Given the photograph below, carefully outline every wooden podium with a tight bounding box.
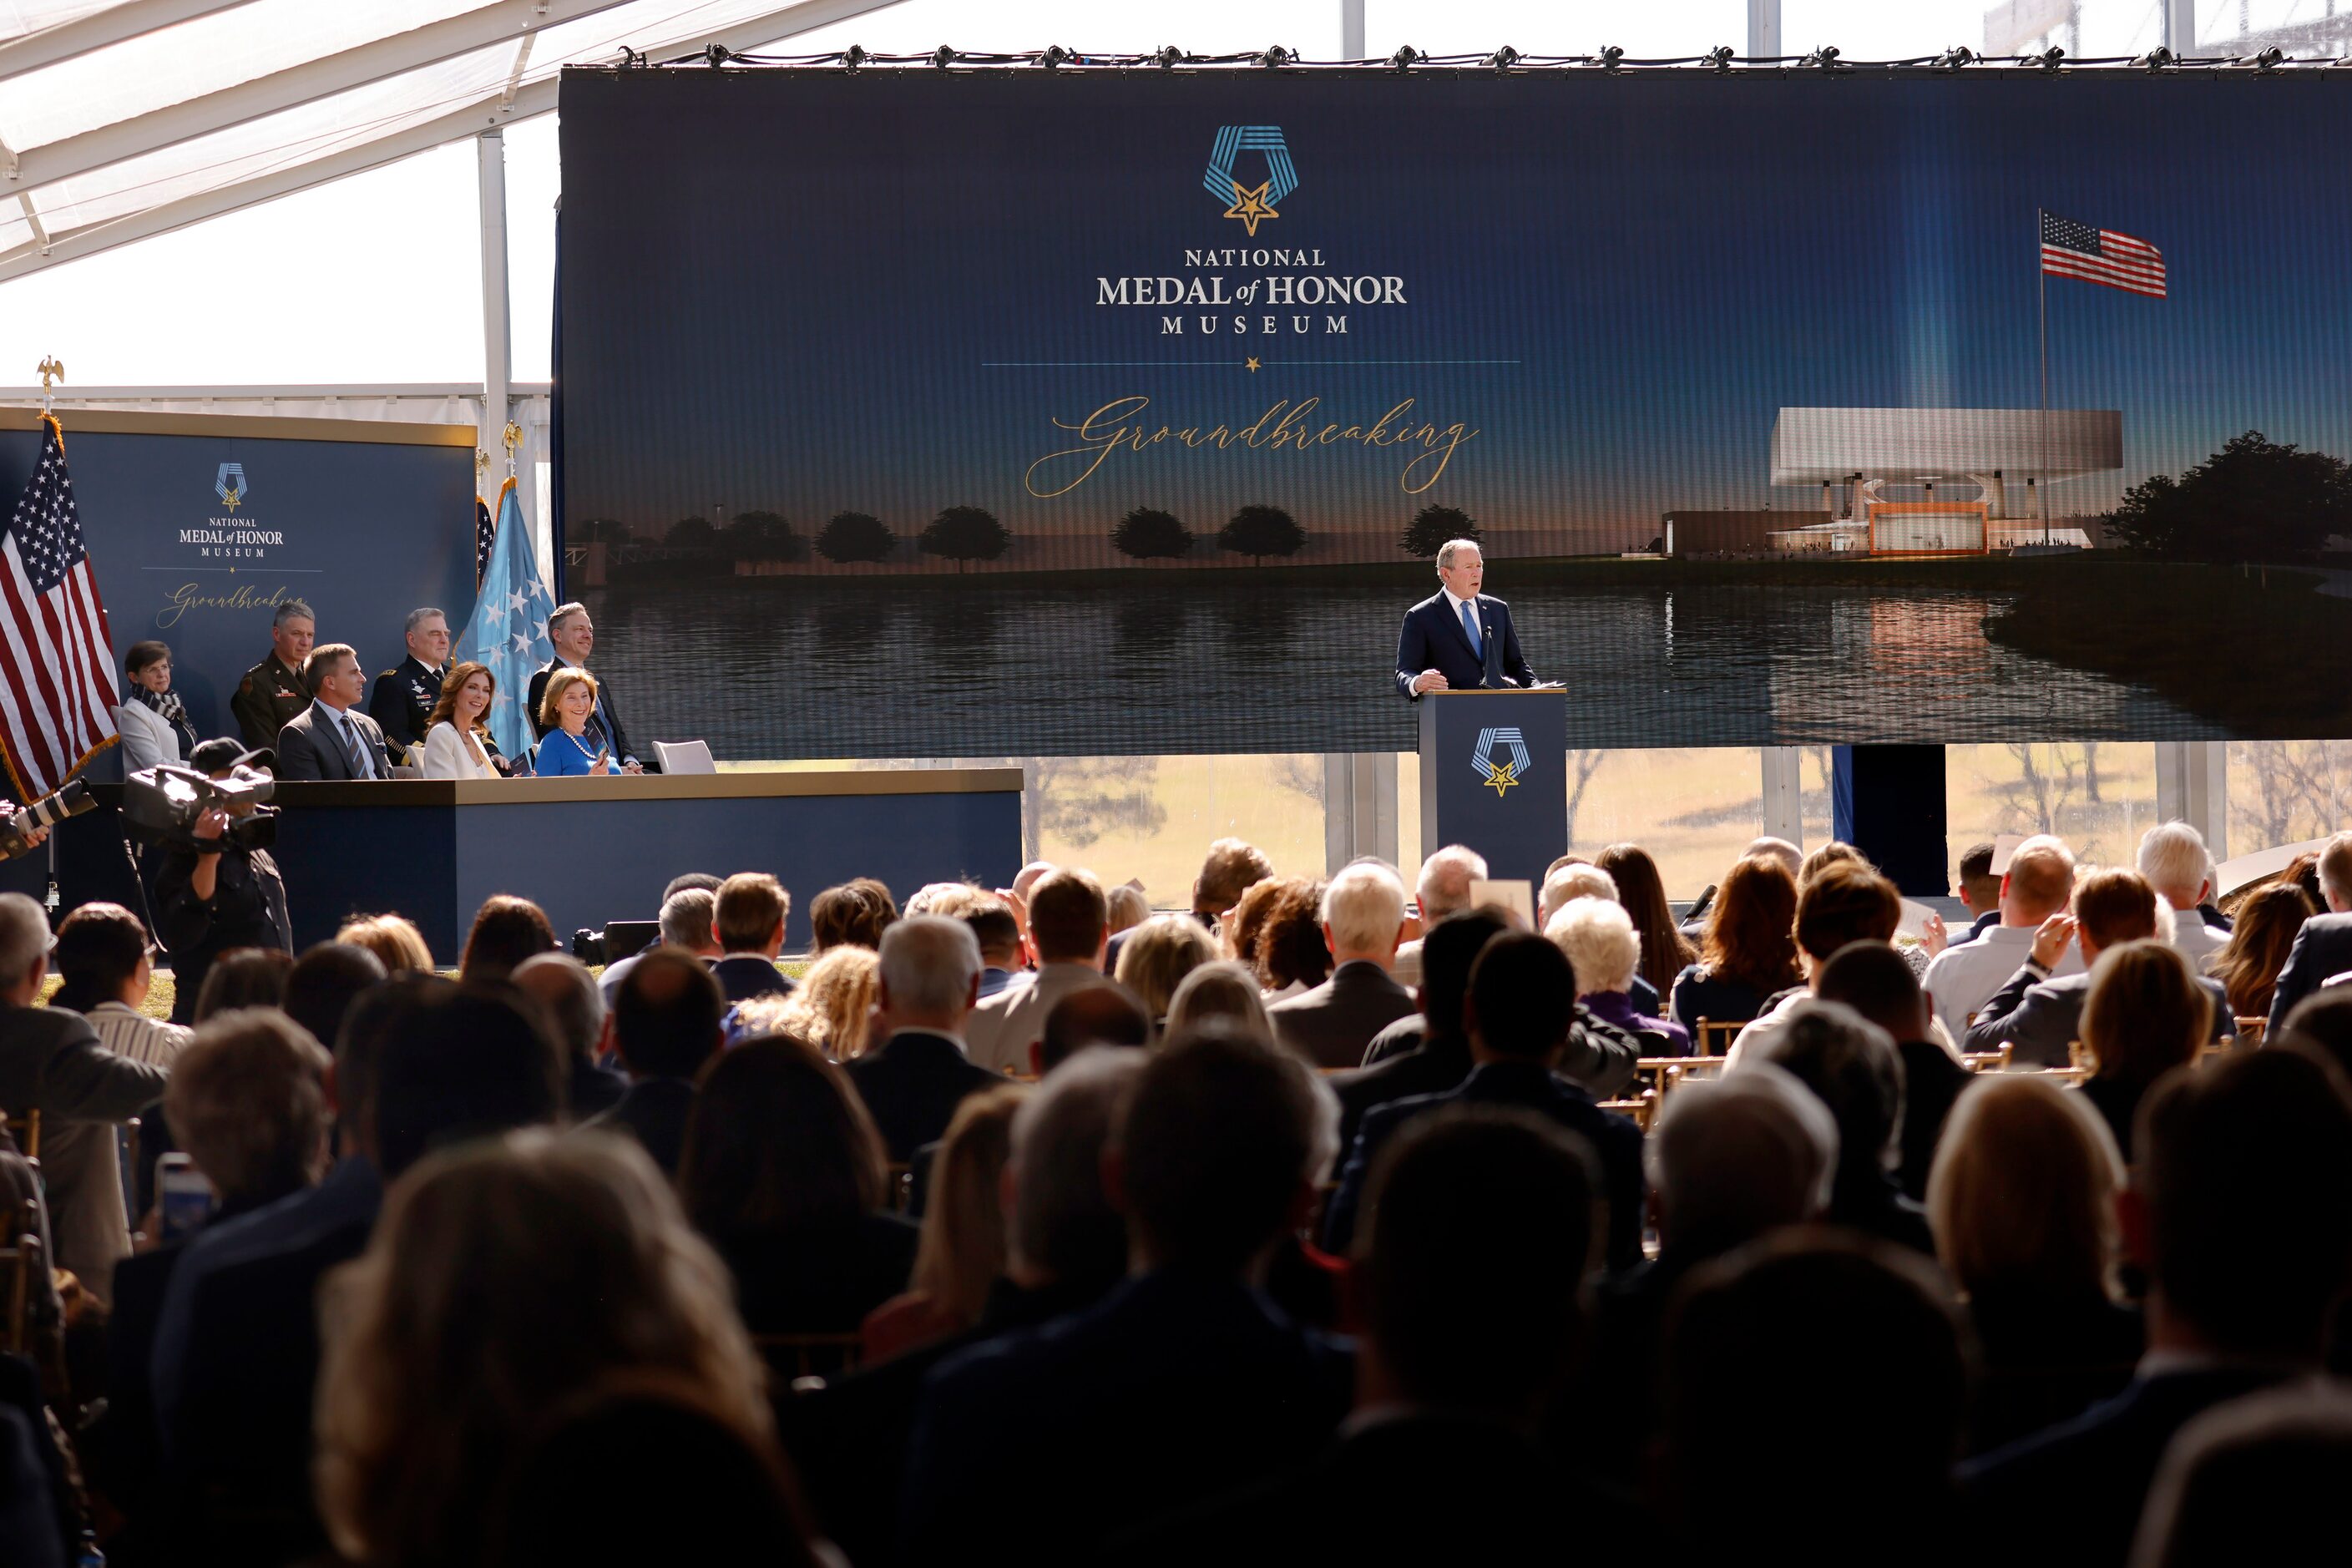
[1416,689,1568,890]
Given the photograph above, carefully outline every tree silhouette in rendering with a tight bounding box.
[1219,504,1305,564]
[1400,503,1478,558]
[1113,507,1193,560]
[817,511,898,564]
[664,515,716,549]
[2103,430,2352,564]
[721,508,806,562]
[919,505,1013,572]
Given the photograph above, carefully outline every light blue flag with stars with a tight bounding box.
[453,477,554,761]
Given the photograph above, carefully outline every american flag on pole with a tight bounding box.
[475,493,497,589]
[2041,213,2167,299]
[0,415,119,800]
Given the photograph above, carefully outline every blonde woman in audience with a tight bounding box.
[335,913,435,976]
[316,1130,770,1568]
[1928,1074,2140,1452]
[1114,913,1218,1028]
[1162,959,1273,1042]
[733,945,879,1060]
[1104,883,1151,939]
[861,1085,1026,1363]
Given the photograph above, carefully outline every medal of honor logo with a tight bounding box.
[215,462,249,511]
[1203,125,1298,237]
[1473,727,1532,797]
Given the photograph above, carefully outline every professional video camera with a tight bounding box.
[122,761,280,852]
[0,780,98,860]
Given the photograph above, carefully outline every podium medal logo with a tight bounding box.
[215,462,249,511]
[1473,727,1531,797]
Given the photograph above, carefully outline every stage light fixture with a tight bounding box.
[841,43,866,70]
[2130,46,2173,71]
[1262,44,1293,69]
[1156,44,1182,69]
[1489,44,1520,72]
[1039,43,1070,69]
[1391,45,1420,70]
[618,44,644,68]
[1702,46,1734,72]
[932,44,956,68]
[2036,47,2065,70]
[703,43,730,68]
[2247,45,2284,70]
[1596,45,1624,72]
[1804,45,1841,70]
[1935,45,1976,70]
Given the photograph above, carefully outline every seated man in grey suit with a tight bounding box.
[964,868,1111,1075]
[1392,845,1485,989]
[1965,867,2229,1066]
[2266,831,2352,1039]
[272,643,392,781]
[1269,861,1417,1070]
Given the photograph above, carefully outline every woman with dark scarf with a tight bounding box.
[117,639,201,769]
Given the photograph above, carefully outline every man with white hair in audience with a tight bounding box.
[1583,1064,1838,1482]
[2137,821,2228,972]
[1393,844,1485,988]
[1540,860,1666,1017]
[598,878,721,1008]
[0,892,168,1303]
[1920,834,2082,1045]
[845,914,1009,1161]
[1268,860,1417,1069]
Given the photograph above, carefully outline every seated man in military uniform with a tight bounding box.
[366,606,451,760]
[230,599,316,751]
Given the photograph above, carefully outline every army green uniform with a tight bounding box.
[230,653,311,751]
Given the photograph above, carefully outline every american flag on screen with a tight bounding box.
[2041,213,2167,299]
[0,415,119,800]
[475,494,497,589]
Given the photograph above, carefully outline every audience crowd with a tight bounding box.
[1,810,2349,1566]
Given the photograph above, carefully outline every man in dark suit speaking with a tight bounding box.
[1393,538,1536,699]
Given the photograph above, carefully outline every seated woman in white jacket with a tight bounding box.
[115,640,199,771]
[418,660,518,780]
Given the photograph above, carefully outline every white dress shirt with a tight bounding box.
[1920,923,2085,1045]
[86,1000,193,1070]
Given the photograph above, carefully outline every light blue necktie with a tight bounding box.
[1459,599,1483,659]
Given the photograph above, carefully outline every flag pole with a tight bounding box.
[2037,208,2051,546]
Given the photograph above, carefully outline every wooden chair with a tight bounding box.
[1,1108,38,1162]
[1597,1090,1657,1133]
[885,1163,913,1213]
[1960,1044,2014,1074]
[753,1332,864,1384]
[2235,1016,2267,1048]
[0,1230,42,1357]
[1691,1019,1743,1058]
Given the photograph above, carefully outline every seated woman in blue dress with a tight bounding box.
[534,669,615,777]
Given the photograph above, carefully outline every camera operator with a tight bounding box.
[151,740,291,1025]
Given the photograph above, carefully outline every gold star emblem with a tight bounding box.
[220,488,242,511]
[1245,357,1261,372]
[1223,179,1278,236]
[1484,761,1519,797]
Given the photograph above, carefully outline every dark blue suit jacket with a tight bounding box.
[2266,909,2352,1040]
[1322,1060,1646,1267]
[1393,591,1535,700]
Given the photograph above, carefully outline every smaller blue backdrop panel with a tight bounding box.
[0,412,478,753]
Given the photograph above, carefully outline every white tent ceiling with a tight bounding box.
[0,0,924,282]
